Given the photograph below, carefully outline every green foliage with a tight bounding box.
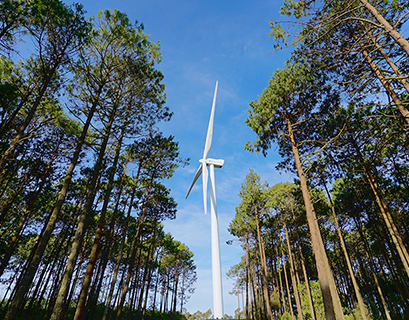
[186,308,213,320]
[299,281,325,320]
[344,305,373,320]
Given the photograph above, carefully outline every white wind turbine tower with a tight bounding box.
[186,81,224,319]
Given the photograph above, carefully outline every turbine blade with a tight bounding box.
[202,162,208,215]
[203,81,218,159]
[186,164,203,199]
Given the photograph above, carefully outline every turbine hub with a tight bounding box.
[200,158,224,168]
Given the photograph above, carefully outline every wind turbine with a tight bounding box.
[186,81,224,319]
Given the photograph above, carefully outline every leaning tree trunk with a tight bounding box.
[350,136,409,278]
[291,205,316,320]
[73,120,126,320]
[101,188,136,320]
[324,184,368,320]
[115,182,154,320]
[287,118,344,320]
[360,20,409,93]
[359,0,409,56]
[3,89,102,320]
[50,102,117,320]
[358,40,409,125]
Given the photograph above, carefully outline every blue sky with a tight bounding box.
[70,0,294,316]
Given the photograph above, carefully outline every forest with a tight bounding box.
[0,0,408,320]
[0,1,197,319]
[228,0,409,319]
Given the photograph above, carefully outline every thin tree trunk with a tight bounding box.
[280,235,294,319]
[245,233,250,320]
[254,209,274,320]
[152,265,161,318]
[138,226,157,312]
[142,227,159,319]
[250,265,259,320]
[101,188,137,320]
[365,247,392,320]
[283,221,303,320]
[324,184,368,320]
[350,136,409,278]
[115,183,153,320]
[275,246,285,317]
[355,217,392,320]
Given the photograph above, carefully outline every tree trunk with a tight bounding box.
[254,208,274,320]
[245,233,250,320]
[274,247,284,317]
[4,87,101,320]
[350,136,409,278]
[142,226,159,319]
[286,118,344,320]
[291,207,316,320]
[324,184,368,320]
[250,265,259,320]
[138,224,157,313]
[101,188,137,320]
[50,102,117,320]
[115,183,153,320]
[73,121,125,320]
[359,0,409,56]
[284,221,303,320]
[359,40,409,125]
[280,235,294,319]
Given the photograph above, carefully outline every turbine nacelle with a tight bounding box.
[199,158,225,168]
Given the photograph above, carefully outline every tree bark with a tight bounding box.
[350,136,409,278]
[115,182,153,320]
[291,206,316,320]
[359,0,409,56]
[254,207,274,320]
[359,41,409,125]
[50,102,116,320]
[4,83,102,320]
[73,120,125,320]
[101,187,137,320]
[245,233,250,320]
[280,234,294,319]
[324,184,368,320]
[286,118,344,320]
[284,221,303,320]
